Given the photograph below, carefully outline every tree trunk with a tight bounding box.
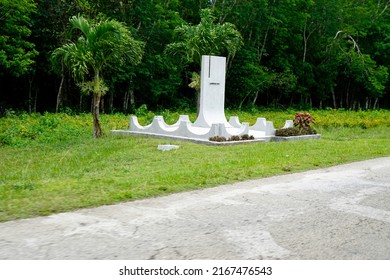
[258,17,272,64]
[123,89,129,112]
[56,64,65,112]
[56,75,64,112]
[308,95,312,107]
[365,97,371,110]
[252,91,259,105]
[100,96,105,114]
[28,76,34,114]
[33,90,38,113]
[93,94,103,138]
[331,87,337,109]
[258,2,276,64]
[130,88,135,109]
[109,92,114,113]
[373,97,379,109]
[124,79,135,113]
[79,95,83,112]
[346,80,350,109]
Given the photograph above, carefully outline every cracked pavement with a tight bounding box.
[0,157,390,260]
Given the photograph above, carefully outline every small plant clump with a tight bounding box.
[275,127,317,137]
[275,112,317,137]
[209,134,255,142]
[228,135,240,141]
[240,134,255,140]
[293,112,315,128]
[209,136,227,142]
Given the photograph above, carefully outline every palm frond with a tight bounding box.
[51,41,90,82]
[69,15,91,38]
[165,8,243,64]
[51,15,144,96]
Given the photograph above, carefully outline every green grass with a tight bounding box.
[1,109,390,222]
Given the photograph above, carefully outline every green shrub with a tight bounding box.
[0,109,389,147]
[209,136,227,142]
[228,135,240,141]
[0,113,91,146]
[210,134,255,142]
[275,127,317,137]
[294,112,315,128]
[240,134,254,140]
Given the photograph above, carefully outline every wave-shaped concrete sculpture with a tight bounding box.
[112,55,293,143]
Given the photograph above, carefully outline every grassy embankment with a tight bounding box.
[0,109,389,222]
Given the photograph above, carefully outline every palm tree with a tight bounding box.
[165,8,243,114]
[52,15,144,138]
[166,9,243,66]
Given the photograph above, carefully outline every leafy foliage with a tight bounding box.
[0,0,38,76]
[1,109,389,147]
[275,127,317,137]
[51,15,144,91]
[275,112,317,136]
[2,0,390,112]
[165,8,243,65]
[51,15,144,137]
[293,112,315,129]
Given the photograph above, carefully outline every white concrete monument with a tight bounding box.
[111,55,292,143]
[194,55,229,128]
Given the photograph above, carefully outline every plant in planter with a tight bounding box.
[209,134,255,142]
[228,135,240,141]
[240,134,255,140]
[293,112,315,129]
[275,112,317,136]
[209,136,227,142]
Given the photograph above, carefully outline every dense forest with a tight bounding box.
[1,0,390,114]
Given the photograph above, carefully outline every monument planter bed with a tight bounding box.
[209,134,255,142]
[271,113,321,142]
[273,127,321,141]
[207,132,321,144]
[271,134,322,142]
[275,127,317,137]
[112,55,294,143]
[115,130,321,145]
[112,55,321,144]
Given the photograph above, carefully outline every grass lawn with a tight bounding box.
[1,109,390,222]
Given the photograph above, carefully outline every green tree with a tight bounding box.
[125,0,185,110]
[3,0,390,112]
[329,0,390,109]
[52,15,144,137]
[31,0,84,112]
[0,0,38,77]
[166,8,242,65]
[165,8,243,112]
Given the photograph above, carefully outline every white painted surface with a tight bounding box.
[194,55,229,128]
[119,55,293,141]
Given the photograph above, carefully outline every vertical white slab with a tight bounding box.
[194,55,229,128]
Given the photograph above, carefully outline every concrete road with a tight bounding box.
[1,157,390,260]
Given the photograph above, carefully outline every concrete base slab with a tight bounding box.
[111,130,269,145]
[111,130,321,145]
[271,134,322,142]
